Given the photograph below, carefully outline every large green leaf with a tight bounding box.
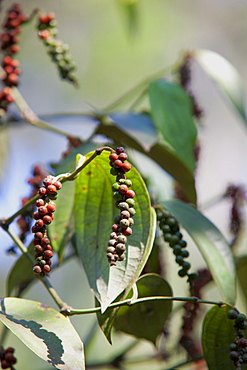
[74,150,156,312]
[163,199,236,305]
[202,305,247,370]
[114,274,173,344]
[95,119,197,203]
[7,242,35,296]
[0,298,85,370]
[149,79,197,172]
[195,49,247,124]
[49,143,97,261]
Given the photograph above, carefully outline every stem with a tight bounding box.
[67,295,224,316]
[5,228,34,264]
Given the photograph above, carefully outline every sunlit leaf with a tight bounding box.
[195,49,247,124]
[114,274,173,344]
[7,242,35,296]
[49,143,97,261]
[0,298,85,370]
[163,199,236,305]
[202,305,247,370]
[118,0,139,35]
[74,150,156,312]
[149,79,197,172]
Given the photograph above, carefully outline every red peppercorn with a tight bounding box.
[34,232,43,240]
[54,181,62,190]
[118,184,128,194]
[33,265,42,274]
[43,176,53,187]
[34,245,43,253]
[43,264,51,273]
[116,147,125,154]
[109,153,118,162]
[35,219,44,228]
[1,359,10,369]
[113,159,123,168]
[43,215,52,225]
[38,206,47,215]
[123,227,132,236]
[47,185,57,194]
[118,153,128,161]
[41,237,50,245]
[44,250,53,259]
[39,187,47,196]
[5,348,14,354]
[121,162,131,172]
[47,201,56,212]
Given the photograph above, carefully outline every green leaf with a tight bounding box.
[195,49,247,124]
[95,120,197,203]
[149,79,197,172]
[74,150,156,312]
[236,255,247,303]
[49,143,97,261]
[163,199,236,305]
[0,127,9,182]
[7,242,35,296]
[202,305,247,370]
[118,0,139,35]
[0,298,85,370]
[114,274,173,344]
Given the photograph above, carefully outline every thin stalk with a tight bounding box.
[67,295,224,316]
[5,228,34,264]
[128,87,148,111]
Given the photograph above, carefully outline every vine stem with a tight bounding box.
[0,147,114,227]
[64,295,224,316]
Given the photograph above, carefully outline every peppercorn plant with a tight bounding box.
[0,2,247,370]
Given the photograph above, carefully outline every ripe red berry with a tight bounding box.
[109,153,118,162]
[33,211,41,220]
[45,244,53,250]
[112,223,120,232]
[47,185,57,194]
[54,181,62,190]
[123,227,132,236]
[35,245,43,253]
[43,264,51,273]
[33,265,42,274]
[38,206,47,215]
[47,201,56,212]
[43,176,53,187]
[41,237,50,245]
[113,159,123,169]
[39,187,47,196]
[121,162,131,172]
[44,250,53,259]
[43,215,52,225]
[34,232,43,240]
[1,359,10,369]
[5,348,14,354]
[118,184,128,194]
[35,219,44,228]
[118,153,128,161]
[125,190,135,198]
[38,29,50,39]
[36,199,45,207]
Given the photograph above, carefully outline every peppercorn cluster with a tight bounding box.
[0,4,27,112]
[0,347,17,370]
[228,308,247,368]
[32,175,62,276]
[107,147,135,266]
[37,12,78,86]
[156,208,197,282]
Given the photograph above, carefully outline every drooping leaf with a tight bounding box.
[149,79,197,172]
[74,150,156,312]
[114,274,173,344]
[195,49,247,124]
[48,143,97,261]
[202,305,247,370]
[236,255,247,303]
[7,242,35,296]
[0,298,85,370]
[95,120,197,203]
[109,112,158,151]
[163,199,236,305]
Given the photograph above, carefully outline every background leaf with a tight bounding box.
[202,305,247,370]
[74,150,156,312]
[236,255,247,303]
[0,298,85,370]
[163,199,236,305]
[114,274,173,344]
[48,143,97,261]
[195,49,247,124]
[149,79,197,172]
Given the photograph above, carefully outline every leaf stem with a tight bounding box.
[66,295,224,316]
